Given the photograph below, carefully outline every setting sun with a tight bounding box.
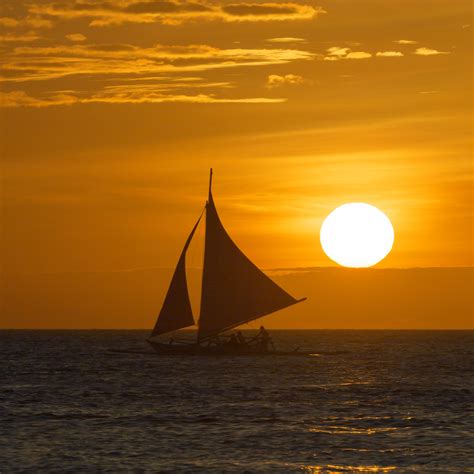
[320,203,395,268]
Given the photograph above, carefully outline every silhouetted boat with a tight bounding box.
[147,169,307,355]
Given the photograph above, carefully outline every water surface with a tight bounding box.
[1,330,472,472]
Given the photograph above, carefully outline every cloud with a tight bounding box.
[0,90,78,107]
[265,37,306,43]
[66,33,87,42]
[325,47,371,60]
[0,17,20,28]
[0,16,53,29]
[222,3,320,21]
[345,51,372,59]
[124,1,212,14]
[266,74,311,88]
[223,3,299,15]
[0,89,285,108]
[88,93,286,104]
[326,46,350,58]
[0,2,320,108]
[0,41,313,107]
[395,39,418,45]
[414,47,449,56]
[376,51,404,57]
[28,1,323,27]
[1,43,316,83]
[324,44,447,61]
[0,32,41,43]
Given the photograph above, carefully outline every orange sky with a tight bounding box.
[3,268,473,329]
[1,1,472,278]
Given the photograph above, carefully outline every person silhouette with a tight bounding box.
[256,326,272,352]
[236,331,247,346]
[227,333,238,348]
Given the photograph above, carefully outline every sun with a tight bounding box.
[320,203,394,268]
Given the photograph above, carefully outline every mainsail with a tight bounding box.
[150,212,203,337]
[198,171,302,341]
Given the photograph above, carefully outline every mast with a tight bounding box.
[208,168,213,199]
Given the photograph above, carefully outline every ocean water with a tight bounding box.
[0,330,472,473]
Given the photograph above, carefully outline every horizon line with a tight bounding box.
[4,265,473,277]
[1,328,473,331]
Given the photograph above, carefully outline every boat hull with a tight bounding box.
[146,340,340,357]
[148,340,273,355]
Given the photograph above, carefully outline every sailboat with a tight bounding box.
[147,169,307,355]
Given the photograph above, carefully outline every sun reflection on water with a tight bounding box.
[308,426,398,435]
[302,464,397,473]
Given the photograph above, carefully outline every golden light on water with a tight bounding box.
[302,465,397,473]
[320,203,394,268]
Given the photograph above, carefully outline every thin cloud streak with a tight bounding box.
[0,32,42,43]
[0,89,286,107]
[265,37,307,43]
[0,16,53,29]
[66,33,87,42]
[1,43,316,83]
[29,1,323,27]
[414,47,449,56]
[266,74,311,88]
[395,39,418,45]
[0,39,315,106]
[376,51,404,57]
[324,47,371,60]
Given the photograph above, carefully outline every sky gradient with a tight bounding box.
[1,1,472,286]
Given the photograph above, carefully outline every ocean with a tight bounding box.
[1,330,472,472]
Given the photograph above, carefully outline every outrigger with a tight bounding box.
[147,169,308,356]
